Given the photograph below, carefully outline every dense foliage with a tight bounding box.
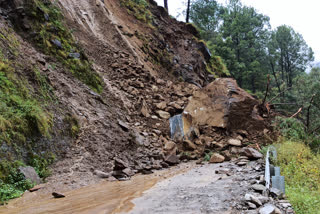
[189,0,320,148]
[275,141,320,214]
[189,0,314,94]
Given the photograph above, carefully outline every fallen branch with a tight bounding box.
[290,107,302,118]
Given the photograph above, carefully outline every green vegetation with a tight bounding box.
[0,161,34,203]
[27,153,55,178]
[64,114,80,138]
[190,0,313,96]
[203,151,213,162]
[121,0,153,24]
[275,141,320,214]
[0,60,52,144]
[25,0,103,93]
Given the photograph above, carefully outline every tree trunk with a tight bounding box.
[164,0,168,12]
[186,0,191,23]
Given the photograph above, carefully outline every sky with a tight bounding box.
[154,0,320,63]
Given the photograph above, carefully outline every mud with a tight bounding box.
[0,163,193,214]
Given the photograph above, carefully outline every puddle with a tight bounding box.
[0,163,193,214]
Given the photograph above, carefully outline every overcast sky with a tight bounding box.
[154,0,320,63]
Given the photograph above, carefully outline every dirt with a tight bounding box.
[0,163,193,214]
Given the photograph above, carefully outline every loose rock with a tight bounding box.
[52,192,65,198]
[18,166,41,185]
[245,193,262,206]
[209,153,225,163]
[243,147,263,159]
[156,110,171,119]
[228,139,242,146]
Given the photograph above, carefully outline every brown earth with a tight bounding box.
[0,0,273,196]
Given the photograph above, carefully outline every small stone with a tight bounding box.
[270,187,284,199]
[164,153,180,165]
[156,110,171,119]
[237,161,247,166]
[243,147,263,159]
[245,193,262,206]
[52,192,65,198]
[228,139,242,146]
[94,170,111,178]
[247,202,257,209]
[252,184,266,193]
[107,176,118,182]
[156,101,167,110]
[163,140,176,151]
[68,52,81,59]
[183,140,197,150]
[151,115,159,119]
[257,196,269,204]
[209,153,225,163]
[280,203,291,208]
[259,204,280,214]
[29,184,45,192]
[123,168,135,177]
[51,39,62,49]
[118,120,129,132]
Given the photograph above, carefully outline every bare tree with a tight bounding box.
[164,0,168,12]
[186,0,191,23]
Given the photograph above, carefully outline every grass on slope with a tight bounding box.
[275,141,320,214]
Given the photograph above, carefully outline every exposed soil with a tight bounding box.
[0,0,274,205]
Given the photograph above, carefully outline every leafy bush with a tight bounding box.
[274,117,307,141]
[0,61,52,143]
[121,0,153,24]
[274,117,320,151]
[275,141,320,214]
[28,153,55,178]
[0,161,34,203]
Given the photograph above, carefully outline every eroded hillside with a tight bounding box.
[0,0,271,197]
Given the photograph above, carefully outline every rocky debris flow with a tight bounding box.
[0,0,273,193]
[129,159,288,214]
[235,162,295,214]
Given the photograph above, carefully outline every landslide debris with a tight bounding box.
[0,0,273,195]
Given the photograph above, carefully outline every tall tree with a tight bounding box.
[216,0,271,92]
[186,0,191,23]
[164,0,168,12]
[273,25,314,88]
[189,0,221,40]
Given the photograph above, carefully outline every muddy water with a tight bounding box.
[0,163,194,214]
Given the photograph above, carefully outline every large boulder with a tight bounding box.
[18,166,41,184]
[184,78,265,132]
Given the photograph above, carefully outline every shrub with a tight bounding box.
[0,161,34,203]
[121,0,153,24]
[275,141,320,214]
